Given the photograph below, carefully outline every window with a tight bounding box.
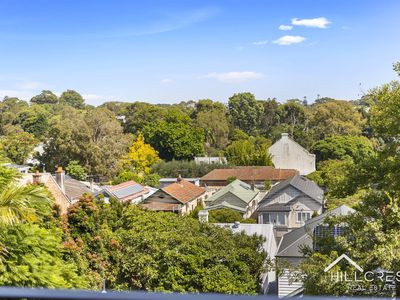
[261,212,287,225]
[297,212,311,222]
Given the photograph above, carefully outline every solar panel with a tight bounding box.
[112,184,144,199]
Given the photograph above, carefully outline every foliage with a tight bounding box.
[152,159,232,178]
[194,100,229,150]
[143,112,205,160]
[226,176,237,184]
[225,139,273,166]
[59,90,85,109]
[228,93,263,135]
[0,181,53,226]
[64,196,267,294]
[312,135,374,163]
[208,209,256,224]
[307,159,357,200]
[310,100,364,139]
[15,104,51,139]
[40,106,130,178]
[30,90,58,104]
[0,126,37,164]
[0,224,85,288]
[66,160,87,181]
[120,133,160,175]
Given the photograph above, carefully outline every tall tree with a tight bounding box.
[59,90,85,109]
[228,93,264,135]
[30,90,58,105]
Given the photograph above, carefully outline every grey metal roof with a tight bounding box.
[112,184,144,199]
[60,175,93,200]
[206,179,259,205]
[276,205,355,258]
[260,174,324,205]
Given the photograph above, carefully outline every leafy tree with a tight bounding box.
[307,159,357,200]
[228,93,263,135]
[124,102,166,134]
[15,104,51,139]
[40,107,130,177]
[0,224,85,288]
[143,112,204,160]
[66,160,87,181]
[120,133,160,175]
[280,99,308,137]
[310,100,364,139]
[30,90,58,104]
[0,125,37,164]
[63,196,267,293]
[225,139,273,166]
[195,100,229,150]
[208,209,256,223]
[0,97,29,133]
[394,61,400,76]
[312,135,374,163]
[259,99,281,137]
[59,90,85,109]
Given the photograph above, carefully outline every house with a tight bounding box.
[276,205,354,298]
[18,167,92,214]
[159,177,200,188]
[194,156,227,165]
[200,166,298,189]
[268,133,316,175]
[2,162,30,173]
[256,174,324,238]
[95,180,156,204]
[204,179,261,218]
[214,221,278,294]
[142,176,206,215]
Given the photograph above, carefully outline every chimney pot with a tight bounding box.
[32,170,42,184]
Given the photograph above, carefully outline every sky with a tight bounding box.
[0,0,399,105]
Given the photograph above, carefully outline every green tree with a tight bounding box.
[228,93,263,134]
[124,102,166,134]
[66,160,88,181]
[195,100,229,150]
[143,112,204,160]
[208,209,256,223]
[30,90,58,104]
[225,139,273,166]
[40,107,130,177]
[0,125,37,164]
[0,224,85,288]
[310,99,365,140]
[59,90,85,109]
[15,104,51,139]
[312,135,374,163]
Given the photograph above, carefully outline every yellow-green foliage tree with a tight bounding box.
[122,133,160,175]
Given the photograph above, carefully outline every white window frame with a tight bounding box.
[297,211,311,223]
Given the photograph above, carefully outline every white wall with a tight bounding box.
[269,133,316,175]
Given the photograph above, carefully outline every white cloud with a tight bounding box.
[291,17,331,28]
[273,35,306,45]
[0,89,34,100]
[205,71,264,83]
[279,25,293,31]
[252,40,268,46]
[161,78,175,84]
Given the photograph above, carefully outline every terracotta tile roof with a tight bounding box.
[162,179,205,203]
[200,166,298,181]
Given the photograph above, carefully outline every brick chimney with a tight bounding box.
[55,166,66,194]
[32,170,42,184]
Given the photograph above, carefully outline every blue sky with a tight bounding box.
[0,0,399,105]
